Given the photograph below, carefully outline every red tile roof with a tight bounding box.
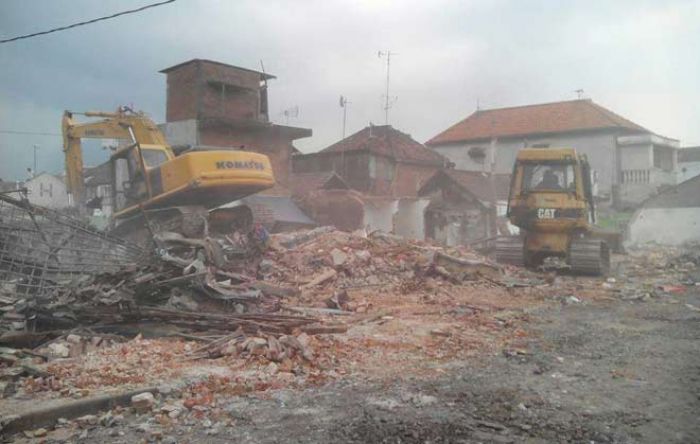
[288,172,349,196]
[427,99,648,145]
[322,125,448,166]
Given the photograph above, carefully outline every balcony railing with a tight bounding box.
[621,169,650,184]
[621,168,676,185]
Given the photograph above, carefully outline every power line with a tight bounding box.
[0,130,61,136]
[0,0,177,44]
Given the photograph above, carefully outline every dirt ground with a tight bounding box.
[12,273,697,443]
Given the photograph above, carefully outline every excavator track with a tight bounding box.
[569,239,610,276]
[495,236,525,266]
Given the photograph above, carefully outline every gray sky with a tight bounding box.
[1,0,698,181]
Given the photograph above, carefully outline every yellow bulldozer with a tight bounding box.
[496,147,610,275]
[62,107,275,240]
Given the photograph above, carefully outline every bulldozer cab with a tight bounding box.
[522,163,576,192]
[507,149,596,226]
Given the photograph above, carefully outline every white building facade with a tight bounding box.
[427,99,679,209]
[24,173,70,209]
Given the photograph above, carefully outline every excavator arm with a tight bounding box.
[62,108,172,207]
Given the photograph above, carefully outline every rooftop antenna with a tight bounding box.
[260,60,270,120]
[476,97,481,111]
[378,50,398,125]
[339,95,351,138]
[280,106,299,124]
[575,89,584,99]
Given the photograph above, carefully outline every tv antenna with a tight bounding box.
[339,95,351,138]
[575,89,584,99]
[378,50,398,125]
[280,106,299,124]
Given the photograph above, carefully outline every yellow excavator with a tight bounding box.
[496,148,610,275]
[62,107,275,240]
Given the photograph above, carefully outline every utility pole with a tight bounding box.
[378,50,397,125]
[339,95,350,138]
[33,144,39,175]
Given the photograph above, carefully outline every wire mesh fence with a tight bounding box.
[0,192,145,298]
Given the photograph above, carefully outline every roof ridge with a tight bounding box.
[476,98,592,113]
[584,100,647,131]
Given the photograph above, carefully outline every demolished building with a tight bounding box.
[292,125,451,238]
[418,169,511,246]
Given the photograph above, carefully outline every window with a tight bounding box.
[522,163,575,192]
[39,182,53,198]
[531,143,550,148]
[141,149,169,168]
[468,146,486,163]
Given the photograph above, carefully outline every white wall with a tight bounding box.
[628,207,700,245]
[679,161,700,183]
[25,174,70,209]
[432,142,491,172]
[432,132,618,193]
[394,199,429,240]
[363,200,398,233]
[159,119,198,147]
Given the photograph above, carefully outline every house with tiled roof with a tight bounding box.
[427,99,679,209]
[290,125,454,237]
[293,124,451,198]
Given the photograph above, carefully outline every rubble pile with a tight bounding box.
[264,228,503,294]
[1,223,538,442]
[2,225,504,356]
[606,243,700,302]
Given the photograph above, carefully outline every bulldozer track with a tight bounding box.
[495,236,525,267]
[569,239,610,276]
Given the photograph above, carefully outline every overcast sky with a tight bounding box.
[1,0,698,180]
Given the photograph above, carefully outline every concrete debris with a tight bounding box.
[131,392,156,413]
[330,248,349,266]
[601,243,700,304]
[47,343,70,358]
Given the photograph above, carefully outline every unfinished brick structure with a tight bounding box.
[159,59,311,188]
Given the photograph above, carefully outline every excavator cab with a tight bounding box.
[497,148,609,275]
[111,143,171,211]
